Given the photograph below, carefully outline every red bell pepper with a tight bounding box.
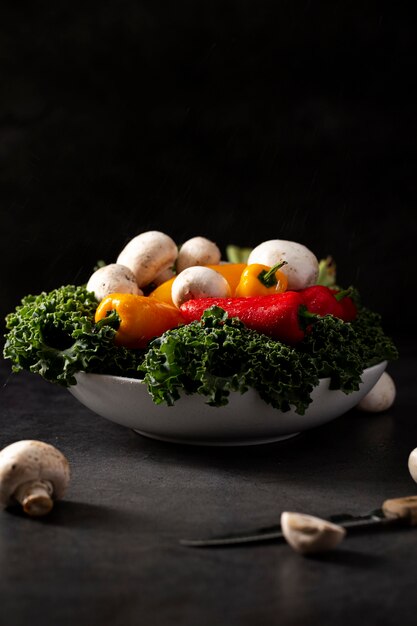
[331,288,358,322]
[298,285,345,319]
[299,285,357,322]
[180,291,309,344]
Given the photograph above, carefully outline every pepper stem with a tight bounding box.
[334,287,353,301]
[298,305,319,330]
[257,261,288,288]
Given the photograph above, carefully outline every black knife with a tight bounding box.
[180,495,417,547]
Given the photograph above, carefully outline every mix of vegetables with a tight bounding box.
[2,231,398,415]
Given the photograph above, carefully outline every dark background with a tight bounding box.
[1,2,416,350]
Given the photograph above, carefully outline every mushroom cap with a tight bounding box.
[357,372,396,412]
[247,239,319,290]
[171,265,231,308]
[116,230,178,288]
[176,236,221,273]
[86,263,142,301]
[408,448,417,483]
[0,440,70,508]
[153,266,176,286]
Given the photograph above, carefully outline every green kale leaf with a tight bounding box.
[139,306,319,415]
[298,303,398,393]
[3,285,144,387]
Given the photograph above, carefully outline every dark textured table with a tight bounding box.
[1,351,416,626]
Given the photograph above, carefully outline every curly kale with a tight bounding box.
[350,305,399,366]
[3,285,144,386]
[140,306,319,415]
[298,303,398,393]
[3,283,398,414]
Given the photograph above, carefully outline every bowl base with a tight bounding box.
[132,429,300,447]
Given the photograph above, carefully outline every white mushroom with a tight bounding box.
[86,263,142,301]
[176,236,221,274]
[408,449,417,484]
[0,440,70,517]
[152,266,176,286]
[117,230,178,288]
[247,239,319,290]
[171,266,231,308]
[356,372,396,413]
[281,511,346,555]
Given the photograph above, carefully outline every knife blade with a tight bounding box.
[180,495,417,547]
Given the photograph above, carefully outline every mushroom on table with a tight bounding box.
[0,440,70,517]
[357,372,396,412]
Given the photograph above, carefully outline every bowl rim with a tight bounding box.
[73,359,388,387]
[69,360,389,446]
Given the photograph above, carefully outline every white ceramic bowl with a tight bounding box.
[68,361,387,446]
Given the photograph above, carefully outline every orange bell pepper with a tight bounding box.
[234,261,288,297]
[95,293,184,349]
[148,277,176,306]
[206,263,247,293]
[148,263,247,305]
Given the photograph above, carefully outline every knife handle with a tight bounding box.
[382,496,417,525]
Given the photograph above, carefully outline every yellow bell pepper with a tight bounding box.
[148,263,247,306]
[95,293,184,349]
[234,261,288,297]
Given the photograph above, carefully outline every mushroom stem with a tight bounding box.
[14,480,54,517]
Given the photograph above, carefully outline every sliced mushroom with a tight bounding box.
[0,440,70,517]
[117,230,178,288]
[281,511,346,555]
[176,236,221,274]
[86,263,142,301]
